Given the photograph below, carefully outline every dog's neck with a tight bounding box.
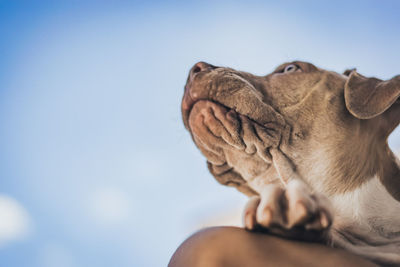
[288,117,400,201]
[379,148,400,201]
[331,175,400,238]
[297,141,400,237]
[334,137,400,199]
[298,133,400,236]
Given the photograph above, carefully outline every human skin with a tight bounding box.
[168,227,378,267]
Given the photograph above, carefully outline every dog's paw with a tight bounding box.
[243,179,333,242]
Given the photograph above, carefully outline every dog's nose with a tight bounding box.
[189,62,217,81]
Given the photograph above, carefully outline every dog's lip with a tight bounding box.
[181,95,218,130]
[182,84,197,109]
[181,89,242,133]
[183,98,277,166]
[182,79,217,129]
[181,85,197,130]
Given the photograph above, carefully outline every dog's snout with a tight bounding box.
[182,62,218,126]
[189,62,216,80]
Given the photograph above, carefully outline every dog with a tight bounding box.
[181,61,400,266]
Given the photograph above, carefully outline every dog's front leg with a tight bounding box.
[243,148,334,242]
[243,179,333,241]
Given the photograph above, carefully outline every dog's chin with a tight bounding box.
[187,100,282,184]
[187,100,243,165]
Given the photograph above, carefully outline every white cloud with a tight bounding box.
[0,195,32,247]
[86,187,131,226]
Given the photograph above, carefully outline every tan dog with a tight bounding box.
[181,61,400,265]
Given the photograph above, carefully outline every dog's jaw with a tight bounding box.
[182,66,293,194]
[186,99,286,195]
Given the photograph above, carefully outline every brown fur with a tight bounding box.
[182,61,400,199]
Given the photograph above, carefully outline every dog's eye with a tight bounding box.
[283,64,298,73]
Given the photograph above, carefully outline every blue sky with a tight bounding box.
[0,1,400,266]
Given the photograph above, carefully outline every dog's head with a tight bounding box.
[181,61,400,198]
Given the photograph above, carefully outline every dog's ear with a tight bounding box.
[344,71,400,119]
[343,68,356,76]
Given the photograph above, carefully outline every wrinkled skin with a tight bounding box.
[181,61,400,265]
[182,61,399,197]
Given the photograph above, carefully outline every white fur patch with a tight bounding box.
[331,176,400,236]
